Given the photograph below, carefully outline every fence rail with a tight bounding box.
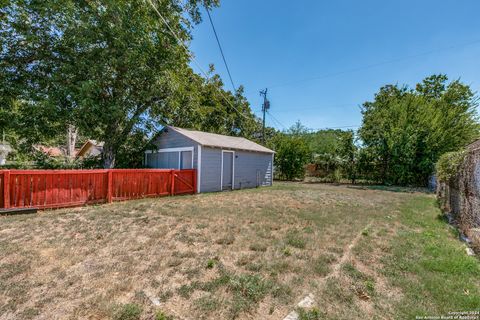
[0,169,196,210]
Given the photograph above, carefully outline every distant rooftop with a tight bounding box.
[33,145,64,157]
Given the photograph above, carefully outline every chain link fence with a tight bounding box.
[437,140,480,252]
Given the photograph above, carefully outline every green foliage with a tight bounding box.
[227,274,272,317]
[32,153,82,170]
[2,0,476,182]
[194,295,221,313]
[228,274,271,303]
[282,247,292,256]
[285,230,307,249]
[359,75,479,186]
[302,128,358,182]
[383,196,480,317]
[436,150,467,182]
[313,253,336,276]
[113,303,142,320]
[154,310,174,320]
[1,0,262,169]
[273,126,311,180]
[176,269,280,318]
[206,259,216,269]
[297,308,323,320]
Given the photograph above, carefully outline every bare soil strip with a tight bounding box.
[282,222,373,320]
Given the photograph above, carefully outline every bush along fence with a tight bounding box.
[0,169,196,210]
[437,140,480,252]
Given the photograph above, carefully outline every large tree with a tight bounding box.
[358,75,479,186]
[1,0,259,168]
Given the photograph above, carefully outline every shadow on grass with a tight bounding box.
[0,207,38,216]
[347,185,431,194]
[301,181,432,194]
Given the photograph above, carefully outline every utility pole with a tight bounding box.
[260,88,270,143]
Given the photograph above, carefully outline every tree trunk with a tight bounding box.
[102,144,116,169]
[66,124,78,161]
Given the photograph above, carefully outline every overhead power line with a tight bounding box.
[269,39,480,89]
[307,125,360,131]
[205,7,236,92]
[145,0,251,122]
[266,110,287,130]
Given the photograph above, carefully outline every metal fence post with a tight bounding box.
[107,170,113,203]
[3,170,10,209]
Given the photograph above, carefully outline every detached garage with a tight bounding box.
[145,126,274,193]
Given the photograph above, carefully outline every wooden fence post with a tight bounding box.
[3,170,10,209]
[193,169,197,194]
[170,170,175,196]
[107,170,113,203]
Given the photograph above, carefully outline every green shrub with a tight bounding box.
[206,259,216,269]
[274,133,311,181]
[113,303,142,320]
[155,310,173,320]
[231,274,270,299]
[364,280,375,296]
[436,150,466,182]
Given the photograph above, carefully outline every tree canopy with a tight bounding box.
[272,75,479,186]
[358,75,479,185]
[1,2,478,186]
[1,0,261,168]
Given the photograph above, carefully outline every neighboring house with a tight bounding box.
[145,126,275,193]
[33,145,65,157]
[0,142,12,165]
[33,140,104,159]
[76,140,104,158]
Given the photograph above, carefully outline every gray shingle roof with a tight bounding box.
[169,126,274,154]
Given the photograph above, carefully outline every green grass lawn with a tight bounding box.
[0,182,478,320]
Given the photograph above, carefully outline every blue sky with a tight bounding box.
[189,0,480,131]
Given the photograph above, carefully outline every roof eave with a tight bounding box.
[201,144,275,154]
[168,126,275,154]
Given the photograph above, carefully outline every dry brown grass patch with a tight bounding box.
[0,182,411,319]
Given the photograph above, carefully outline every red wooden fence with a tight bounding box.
[0,169,196,210]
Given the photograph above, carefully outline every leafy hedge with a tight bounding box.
[436,150,467,182]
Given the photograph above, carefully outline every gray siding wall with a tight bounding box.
[145,129,199,169]
[145,129,274,193]
[200,147,222,192]
[234,150,273,189]
[200,147,273,192]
